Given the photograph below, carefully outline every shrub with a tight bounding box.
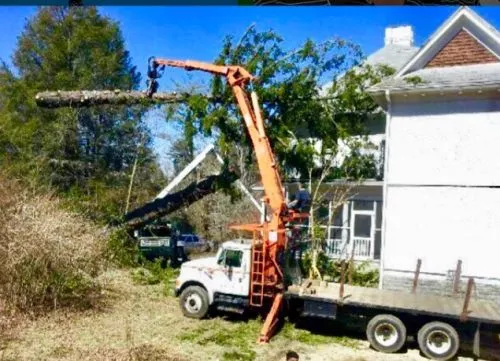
[105,227,141,268]
[301,250,379,287]
[0,176,107,312]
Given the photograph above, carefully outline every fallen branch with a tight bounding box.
[119,169,240,230]
[35,90,211,108]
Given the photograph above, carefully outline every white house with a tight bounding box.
[288,25,420,262]
[368,7,500,301]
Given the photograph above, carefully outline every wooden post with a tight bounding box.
[453,260,462,294]
[412,259,422,294]
[460,278,475,322]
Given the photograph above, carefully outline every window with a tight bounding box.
[333,208,343,227]
[353,200,374,211]
[217,250,226,265]
[182,235,194,243]
[217,249,243,268]
[353,214,372,238]
[225,250,243,268]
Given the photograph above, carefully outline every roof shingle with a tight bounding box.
[368,62,500,93]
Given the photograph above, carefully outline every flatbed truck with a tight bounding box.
[38,55,500,360]
[175,240,500,361]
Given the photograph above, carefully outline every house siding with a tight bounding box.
[384,186,500,279]
[387,98,500,186]
[382,97,500,300]
[425,29,498,68]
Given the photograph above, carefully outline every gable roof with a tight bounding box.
[368,62,500,93]
[366,44,419,71]
[320,39,418,96]
[396,7,500,77]
[425,29,499,68]
[368,7,500,104]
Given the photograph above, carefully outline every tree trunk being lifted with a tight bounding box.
[35,90,210,108]
[35,89,237,231]
[120,169,240,231]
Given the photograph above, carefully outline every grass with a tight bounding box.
[1,268,438,361]
[278,322,360,349]
[130,259,179,297]
[178,318,262,360]
[178,316,360,361]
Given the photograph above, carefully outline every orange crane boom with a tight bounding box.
[148,57,307,342]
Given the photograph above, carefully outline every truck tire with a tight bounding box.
[366,314,407,353]
[179,286,209,319]
[417,321,460,361]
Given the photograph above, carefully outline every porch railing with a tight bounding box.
[325,238,373,259]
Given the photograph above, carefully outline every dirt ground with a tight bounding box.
[0,269,492,361]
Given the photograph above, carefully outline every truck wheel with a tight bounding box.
[366,314,407,353]
[417,321,459,361]
[179,286,209,319]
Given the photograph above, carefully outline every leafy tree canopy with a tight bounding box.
[0,7,164,222]
[165,26,391,183]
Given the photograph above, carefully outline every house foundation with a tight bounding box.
[382,271,500,304]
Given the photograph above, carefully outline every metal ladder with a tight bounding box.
[250,243,266,307]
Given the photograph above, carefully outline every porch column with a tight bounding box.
[342,201,349,256]
[370,200,377,259]
[327,201,332,240]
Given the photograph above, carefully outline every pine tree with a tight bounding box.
[0,7,164,222]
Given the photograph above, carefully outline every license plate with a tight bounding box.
[140,239,164,247]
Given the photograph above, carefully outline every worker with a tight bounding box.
[287,183,311,213]
[172,229,188,264]
[286,351,299,361]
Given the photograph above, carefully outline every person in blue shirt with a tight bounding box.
[287,183,311,213]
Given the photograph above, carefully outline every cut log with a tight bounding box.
[119,169,239,230]
[35,90,210,108]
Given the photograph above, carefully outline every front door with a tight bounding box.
[212,247,249,296]
[349,201,375,259]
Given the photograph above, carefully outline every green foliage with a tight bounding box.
[0,7,164,224]
[166,26,366,179]
[130,259,179,296]
[404,75,425,85]
[178,319,261,361]
[222,350,256,361]
[106,228,140,268]
[301,250,379,287]
[279,322,359,348]
[179,317,359,361]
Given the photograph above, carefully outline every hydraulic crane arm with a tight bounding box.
[149,58,286,223]
[148,57,308,343]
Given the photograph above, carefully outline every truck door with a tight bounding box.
[213,247,250,297]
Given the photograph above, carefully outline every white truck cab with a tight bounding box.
[175,239,253,318]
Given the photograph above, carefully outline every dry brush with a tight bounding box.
[0,176,108,313]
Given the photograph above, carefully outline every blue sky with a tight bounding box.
[1,6,499,172]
